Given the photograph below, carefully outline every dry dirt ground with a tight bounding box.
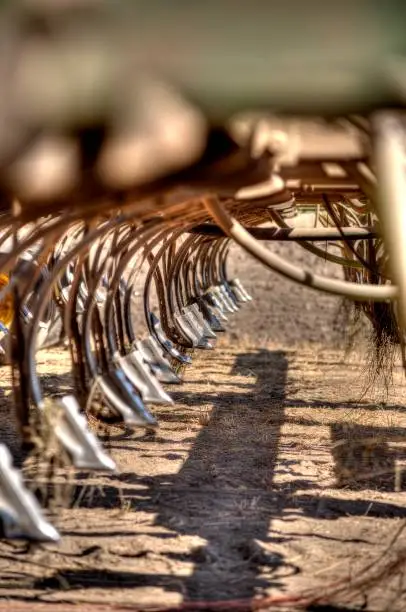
[0,335,406,611]
[225,242,349,347]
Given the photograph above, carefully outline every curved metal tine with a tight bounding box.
[215,239,247,307]
[103,221,154,355]
[24,266,55,349]
[69,224,133,422]
[208,238,241,312]
[147,230,190,348]
[42,269,65,348]
[187,305,219,341]
[190,238,226,333]
[53,223,85,306]
[215,271,240,315]
[189,237,207,300]
[0,216,61,308]
[99,223,162,384]
[215,235,252,301]
[57,223,110,314]
[0,222,65,541]
[121,223,185,382]
[0,444,60,542]
[5,224,116,477]
[143,228,193,365]
[121,229,181,385]
[214,282,238,314]
[214,238,244,302]
[220,268,249,305]
[81,223,130,312]
[198,239,225,313]
[54,222,106,410]
[170,234,216,347]
[103,224,174,405]
[155,231,208,351]
[35,229,119,472]
[231,277,253,302]
[174,235,208,329]
[77,228,114,307]
[202,240,234,317]
[166,234,208,348]
[7,221,70,440]
[62,226,93,402]
[159,241,198,349]
[194,238,228,327]
[220,234,253,302]
[78,221,158,429]
[24,218,127,467]
[166,230,219,347]
[0,214,79,285]
[63,228,105,394]
[181,235,218,340]
[0,215,68,357]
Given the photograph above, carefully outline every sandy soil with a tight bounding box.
[225,241,364,348]
[0,333,406,611]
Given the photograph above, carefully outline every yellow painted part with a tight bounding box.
[0,274,14,328]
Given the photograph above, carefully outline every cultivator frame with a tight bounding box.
[0,0,405,543]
